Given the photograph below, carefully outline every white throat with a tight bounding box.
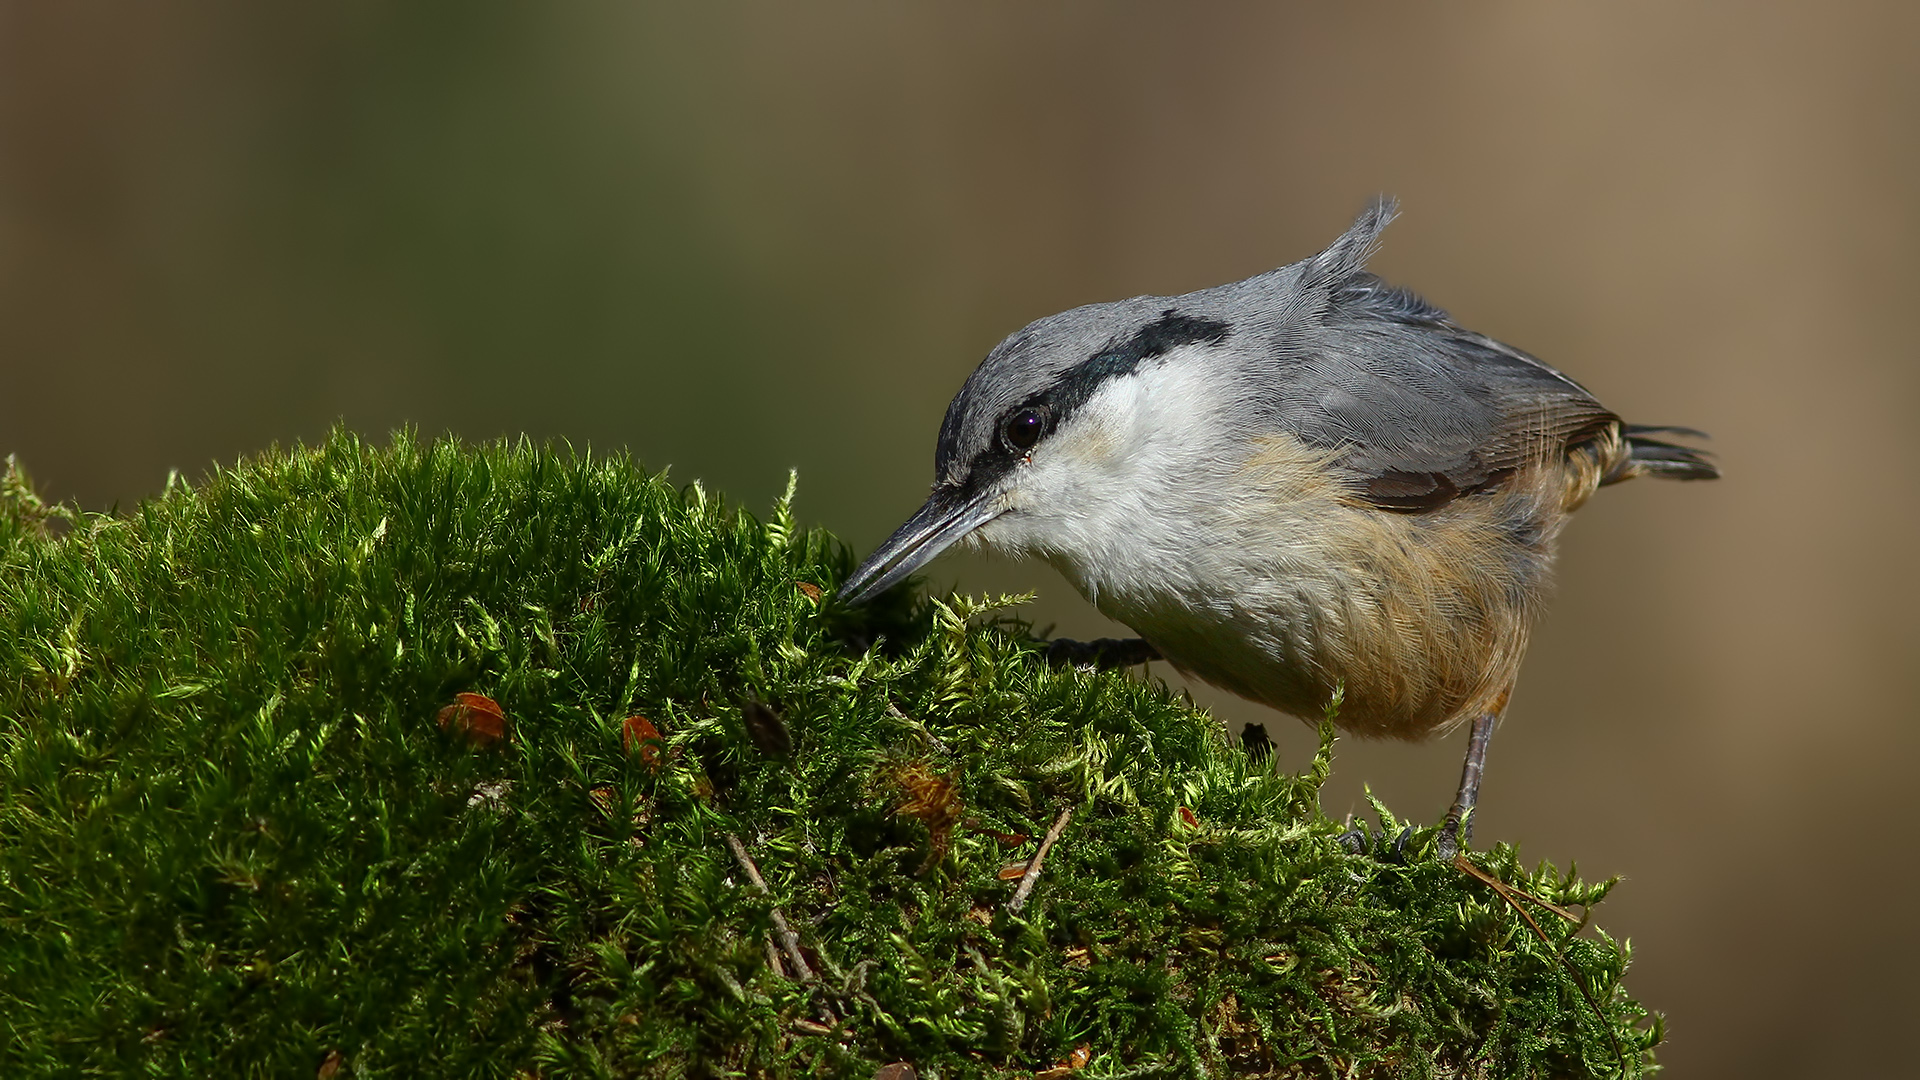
[971,353,1244,610]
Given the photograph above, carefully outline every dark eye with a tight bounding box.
[1001,407,1048,453]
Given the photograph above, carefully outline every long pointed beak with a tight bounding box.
[837,485,1005,607]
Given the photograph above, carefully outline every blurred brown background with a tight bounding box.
[4,3,1915,1075]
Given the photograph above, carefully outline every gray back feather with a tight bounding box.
[938,199,1620,511]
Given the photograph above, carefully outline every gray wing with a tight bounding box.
[1269,276,1617,512]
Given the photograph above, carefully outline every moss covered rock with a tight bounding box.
[0,432,1658,1077]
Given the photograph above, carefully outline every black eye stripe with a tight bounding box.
[937,309,1232,497]
[1032,310,1232,428]
[990,312,1230,458]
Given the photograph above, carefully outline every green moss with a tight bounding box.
[0,431,1659,1078]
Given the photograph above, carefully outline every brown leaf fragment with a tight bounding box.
[794,580,824,603]
[873,1064,917,1080]
[1036,1044,1092,1077]
[317,1049,343,1079]
[998,861,1031,880]
[588,786,617,815]
[437,692,507,746]
[968,823,1028,847]
[621,714,665,771]
[1177,806,1198,827]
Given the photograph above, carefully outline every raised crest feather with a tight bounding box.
[1304,196,1399,291]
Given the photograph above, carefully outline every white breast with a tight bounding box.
[968,351,1537,738]
[971,356,1342,704]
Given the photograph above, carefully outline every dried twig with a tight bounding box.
[1453,853,1623,1072]
[1453,854,1585,925]
[1007,807,1074,914]
[726,833,816,983]
[791,1019,852,1038]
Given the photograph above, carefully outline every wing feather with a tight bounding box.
[1264,274,1616,512]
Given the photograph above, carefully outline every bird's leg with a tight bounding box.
[1042,637,1160,670]
[1436,709,1499,860]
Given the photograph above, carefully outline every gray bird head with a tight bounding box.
[837,199,1399,606]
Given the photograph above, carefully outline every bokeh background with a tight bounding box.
[4,3,1915,1075]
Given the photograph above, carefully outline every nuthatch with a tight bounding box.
[839,199,1716,854]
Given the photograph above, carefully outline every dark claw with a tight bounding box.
[1366,824,1419,865]
[1393,824,1418,862]
[1435,814,1470,861]
[1339,822,1419,862]
[1042,637,1161,670]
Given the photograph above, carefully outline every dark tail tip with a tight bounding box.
[1608,425,1720,484]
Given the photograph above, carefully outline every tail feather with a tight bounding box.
[1622,423,1711,440]
[1603,424,1719,484]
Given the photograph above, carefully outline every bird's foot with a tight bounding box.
[1042,636,1160,670]
[1337,821,1420,863]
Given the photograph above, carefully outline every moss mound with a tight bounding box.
[0,431,1659,1077]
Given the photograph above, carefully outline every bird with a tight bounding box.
[837,198,1716,855]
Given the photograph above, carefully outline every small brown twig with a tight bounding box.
[1453,854,1585,925]
[726,833,816,984]
[1007,807,1074,915]
[1453,853,1624,1072]
[790,1018,853,1038]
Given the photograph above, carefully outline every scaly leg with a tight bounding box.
[1436,709,1499,860]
